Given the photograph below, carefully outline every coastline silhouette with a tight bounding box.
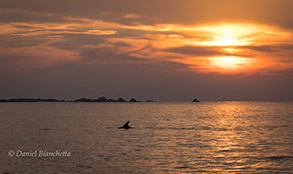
[192,98,200,102]
[0,97,142,103]
[0,97,200,103]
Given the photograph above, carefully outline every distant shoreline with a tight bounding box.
[1,98,291,103]
[0,97,152,103]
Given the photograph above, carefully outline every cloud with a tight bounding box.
[0,41,189,75]
[79,44,145,64]
[164,46,222,56]
[1,0,293,28]
[0,1,293,76]
[0,9,68,23]
[123,14,140,19]
[243,44,293,54]
[0,19,118,37]
[78,44,188,71]
[0,46,78,72]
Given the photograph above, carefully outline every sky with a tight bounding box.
[0,0,293,101]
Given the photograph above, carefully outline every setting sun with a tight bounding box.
[211,36,239,46]
[186,23,290,48]
[221,57,237,63]
[209,56,253,71]
[209,29,239,46]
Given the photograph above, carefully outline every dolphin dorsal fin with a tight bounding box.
[123,121,130,127]
[119,121,132,129]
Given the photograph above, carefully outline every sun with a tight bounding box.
[209,29,239,46]
[188,23,264,47]
[209,56,251,70]
[221,57,237,63]
[212,37,238,46]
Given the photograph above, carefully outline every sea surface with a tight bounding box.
[0,102,292,173]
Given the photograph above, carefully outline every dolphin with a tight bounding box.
[119,121,132,129]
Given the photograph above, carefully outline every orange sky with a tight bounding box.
[0,0,292,100]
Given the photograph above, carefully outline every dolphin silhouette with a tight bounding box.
[119,121,132,129]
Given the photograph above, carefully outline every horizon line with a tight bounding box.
[0,97,292,102]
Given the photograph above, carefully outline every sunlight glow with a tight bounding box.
[209,29,239,46]
[186,23,280,47]
[221,57,237,63]
[210,56,252,69]
[96,22,292,74]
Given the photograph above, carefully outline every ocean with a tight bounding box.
[0,101,292,173]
